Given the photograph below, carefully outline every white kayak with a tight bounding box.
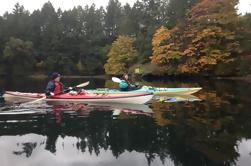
[3,91,153,104]
[86,87,202,95]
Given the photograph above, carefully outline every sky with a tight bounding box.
[0,0,250,15]
[0,0,136,15]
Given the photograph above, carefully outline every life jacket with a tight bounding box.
[119,80,129,89]
[53,81,63,94]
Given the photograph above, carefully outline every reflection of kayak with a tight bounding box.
[154,94,201,102]
[86,87,202,95]
[49,102,153,117]
[89,103,153,114]
[163,95,201,102]
[0,102,152,117]
[0,110,44,115]
[3,91,153,104]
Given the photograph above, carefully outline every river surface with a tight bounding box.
[0,76,251,166]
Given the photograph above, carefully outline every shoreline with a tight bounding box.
[1,73,251,83]
[28,74,107,79]
[215,75,251,83]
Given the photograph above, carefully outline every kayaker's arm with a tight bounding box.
[62,84,76,93]
[45,81,55,96]
[129,84,136,88]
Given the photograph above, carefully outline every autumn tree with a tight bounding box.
[151,0,242,76]
[151,26,182,74]
[104,35,138,74]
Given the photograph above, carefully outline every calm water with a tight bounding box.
[0,76,251,166]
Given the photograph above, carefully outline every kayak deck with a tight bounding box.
[86,87,202,95]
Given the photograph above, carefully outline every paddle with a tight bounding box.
[22,81,90,105]
[112,77,122,83]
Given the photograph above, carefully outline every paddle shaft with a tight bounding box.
[21,81,89,105]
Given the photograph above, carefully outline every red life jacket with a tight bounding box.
[53,81,62,94]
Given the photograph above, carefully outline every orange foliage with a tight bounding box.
[150,0,241,75]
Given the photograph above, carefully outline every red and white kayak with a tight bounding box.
[3,91,153,104]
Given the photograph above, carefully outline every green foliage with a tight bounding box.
[44,53,76,74]
[238,14,251,55]
[105,0,122,41]
[166,0,198,27]
[104,35,139,74]
[0,0,250,76]
[3,37,36,75]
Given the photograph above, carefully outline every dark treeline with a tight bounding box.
[0,0,198,75]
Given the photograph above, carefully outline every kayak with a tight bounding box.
[3,91,153,104]
[86,86,202,95]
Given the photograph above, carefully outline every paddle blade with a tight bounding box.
[76,81,90,88]
[112,77,121,83]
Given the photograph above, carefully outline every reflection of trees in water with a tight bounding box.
[151,83,251,165]
[13,142,37,157]
[0,111,172,164]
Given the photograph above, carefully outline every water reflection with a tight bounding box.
[0,103,165,165]
[150,92,251,165]
[0,134,173,166]
[154,95,201,103]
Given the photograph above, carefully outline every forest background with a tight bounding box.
[0,0,250,77]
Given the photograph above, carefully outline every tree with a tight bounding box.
[128,0,173,63]
[166,0,198,27]
[44,53,75,74]
[0,3,31,45]
[151,26,181,74]
[39,2,59,55]
[3,37,36,75]
[238,13,251,54]
[104,0,122,41]
[78,5,107,74]
[104,35,138,74]
[151,0,242,76]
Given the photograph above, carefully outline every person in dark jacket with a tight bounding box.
[45,72,70,96]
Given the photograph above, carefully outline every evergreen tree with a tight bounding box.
[104,0,122,41]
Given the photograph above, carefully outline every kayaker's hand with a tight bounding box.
[50,92,55,96]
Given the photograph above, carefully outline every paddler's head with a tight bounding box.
[51,72,61,82]
[122,73,129,80]
[122,73,128,80]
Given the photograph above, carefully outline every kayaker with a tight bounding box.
[119,73,137,91]
[45,72,72,96]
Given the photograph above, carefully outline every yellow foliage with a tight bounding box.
[104,35,139,75]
